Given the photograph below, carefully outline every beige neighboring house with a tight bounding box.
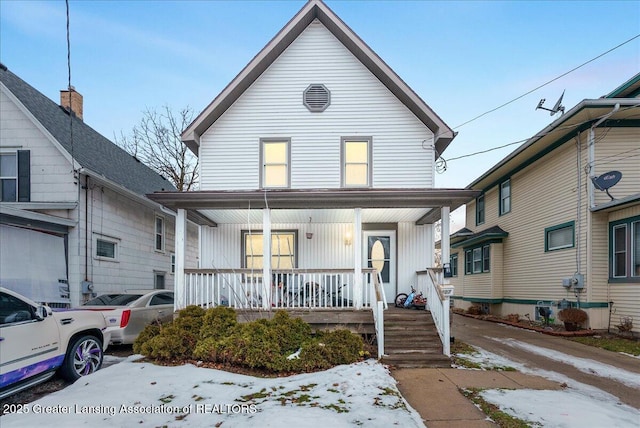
[448,73,640,333]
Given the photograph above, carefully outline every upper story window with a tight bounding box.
[610,216,640,281]
[476,194,485,225]
[499,179,511,215]
[242,230,297,271]
[342,137,371,187]
[155,215,165,252]
[261,139,290,188]
[0,150,29,202]
[545,221,575,252]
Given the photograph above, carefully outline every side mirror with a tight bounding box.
[35,305,48,321]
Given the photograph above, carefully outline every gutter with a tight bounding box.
[588,103,619,209]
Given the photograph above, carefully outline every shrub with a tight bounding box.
[133,322,161,354]
[558,308,588,324]
[200,306,238,341]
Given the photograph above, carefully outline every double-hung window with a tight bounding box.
[476,194,485,225]
[155,216,165,252]
[499,179,511,215]
[342,137,371,187]
[0,150,30,202]
[610,216,640,281]
[261,139,290,188]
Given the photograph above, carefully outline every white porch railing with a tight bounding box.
[417,268,454,356]
[181,268,380,311]
[371,271,388,357]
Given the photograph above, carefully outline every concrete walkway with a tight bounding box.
[391,313,640,426]
[392,367,560,427]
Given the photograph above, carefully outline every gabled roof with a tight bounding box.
[182,0,455,157]
[467,72,640,192]
[0,64,175,197]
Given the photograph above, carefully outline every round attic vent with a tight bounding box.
[303,84,330,112]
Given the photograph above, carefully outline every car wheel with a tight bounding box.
[60,335,103,381]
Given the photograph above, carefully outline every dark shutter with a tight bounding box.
[17,150,30,202]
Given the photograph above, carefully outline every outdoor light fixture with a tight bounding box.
[344,231,352,246]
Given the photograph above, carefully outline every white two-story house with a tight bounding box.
[149,0,477,353]
[0,64,199,307]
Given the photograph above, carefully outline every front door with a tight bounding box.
[363,231,396,304]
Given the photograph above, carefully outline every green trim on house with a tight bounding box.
[455,237,505,250]
[544,220,575,252]
[606,74,640,98]
[451,296,610,308]
[608,215,640,281]
[480,119,638,194]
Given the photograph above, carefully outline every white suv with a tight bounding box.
[0,287,111,400]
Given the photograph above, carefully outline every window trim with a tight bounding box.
[155,215,165,252]
[170,252,176,274]
[154,271,166,290]
[450,253,458,277]
[476,194,485,226]
[499,179,511,216]
[341,137,372,188]
[0,150,30,202]
[609,216,640,282]
[464,244,490,275]
[260,138,291,189]
[241,230,299,271]
[93,233,119,262]
[545,221,575,252]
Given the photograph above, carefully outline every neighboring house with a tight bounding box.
[448,73,640,333]
[0,64,199,307]
[149,0,476,343]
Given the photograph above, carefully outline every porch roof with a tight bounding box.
[147,188,480,226]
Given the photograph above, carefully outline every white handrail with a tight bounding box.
[417,269,453,356]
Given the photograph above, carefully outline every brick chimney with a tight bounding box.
[60,86,83,120]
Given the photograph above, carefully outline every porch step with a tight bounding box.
[381,308,451,369]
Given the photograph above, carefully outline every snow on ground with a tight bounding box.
[458,344,640,427]
[492,337,640,389]
[1,357,425,428]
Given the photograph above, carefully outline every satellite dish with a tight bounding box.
[591,170,622,200]
[536,90,565,116]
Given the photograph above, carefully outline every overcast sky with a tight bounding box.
[1,0,638,190]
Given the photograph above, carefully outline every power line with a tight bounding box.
[441,104,640,166]
[448,33,640,132]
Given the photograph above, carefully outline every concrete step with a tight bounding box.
[381,352,451,368]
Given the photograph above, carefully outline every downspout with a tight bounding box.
[84,175,89,282]
[588,104,619,209]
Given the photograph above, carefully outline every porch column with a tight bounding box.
[441,206,450,285]
[174,208,187,311]
[353,208,363,309]
[262,208,271,310]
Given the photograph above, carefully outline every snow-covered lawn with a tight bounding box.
[1,356,425,427]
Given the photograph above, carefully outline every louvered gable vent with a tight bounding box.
[303,84,330,112]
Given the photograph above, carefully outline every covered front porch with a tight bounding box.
[148,188,479,357]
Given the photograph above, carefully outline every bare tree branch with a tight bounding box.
[115,106,198,191]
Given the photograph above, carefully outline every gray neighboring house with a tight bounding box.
[0,64,200,307]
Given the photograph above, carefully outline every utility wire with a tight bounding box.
[451,33,640,131]
[441,104,640,165]
[65,0,75,171]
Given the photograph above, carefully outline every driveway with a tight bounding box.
[452,314,640,409]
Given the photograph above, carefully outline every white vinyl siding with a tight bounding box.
[199,20,434,191]
[593,128,640,206]
[1,87,77,202]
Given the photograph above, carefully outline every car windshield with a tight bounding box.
[83,294,143,306]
